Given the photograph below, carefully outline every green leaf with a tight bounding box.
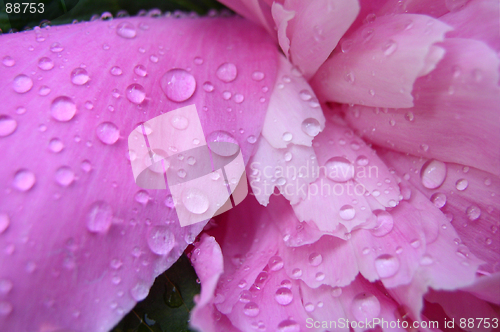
[111,254,201,332]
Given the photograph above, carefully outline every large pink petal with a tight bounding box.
[344,38,500,176]
[311,14,452,108]
[0,16,278,331]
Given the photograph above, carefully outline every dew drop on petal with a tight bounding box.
[126,84,146,104]
[466,205,481,221]
[147,226,174,255]
[170,115,189,130]
[420,160,446,189]
[455,179,468,191]
[325,157,353,182]
[70,68,90,85]
[351,292,381,321]
[282,132,293,142]
[247,135,257,144]
[0,115,17,137]
[13,169,36,191]
[277,319,300,332]
[332,287,342,297]
[86,201,113,233]
[374,254,399,278]
[371,210,394,237]
[243,302,259,317]
[50,42,63,52]
[382,40,397,56]
[12,75,33,93]
[203,81,214,92]
[206,131,239,156]
[110,66,123,76]
[339,205,355,220]
[134,190,150,204]
[116,22,137,38]
[430,192,446,208]
[308,252,322,266]
[252,71,264,81]
[160,69,196,102]
[96,122,120,145]
[130,281,149,301]
[182,188,209,214]
[301,118,321,137]
[275,287,293,305]
[134,64,147,77]
[216,62,237,82]
[291,268,302,278]
[55,166,75,186]
[268,255,284,271]
[38,57,54,70]
[2,56,15,67]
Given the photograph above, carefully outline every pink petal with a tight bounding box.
[343,38,500,176]
[380,150,499,273]
[441,0,500,53]
[462,273,500,305]
[271,3,295,59]
[311,14,452,108]
[284,0,360,79]
[0,16,278,331]
[261,55,325,149]
[217,0,276,37]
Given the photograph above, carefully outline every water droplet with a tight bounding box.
[268,255,284,271]
[420,254,434,265]
[466,205,481,221]
[247,135,257,144]
[291,268,302,278]
[277,319,300,332]
[351,292,381,321]
[96,122,120,145]
[308,252,322,266]
[430,192,446,208]
[130,281,149,301]
[252,71,264,81]
[110,66,122,76]
[13,169,36,191]
[147,226,174,255]
[81,160,92,173]
[0,214,10,234]
[239,290,252,303]
[135,190,150,204]
[116,22,137,38]
[374,254,399,278]
[203,81,214,92]
[301,118,321,137]
[456,179,468,191]
[38,85,51,96]
[169,115,189,131]
[38,57,54,70]
[15,107,26,115]
[304,302,315,312]
[325,157,353,182]
[164,283,183,308]
[284,152,292,161]
[338,205,355,220]
[410,239,420,248]
[70,68,90,85]
[12,74,33,93]
[341,39,353,53]
[55,166,75,186]
[86,201,113,233]
[0,115,17,137]
[149,55,158,63]
[243,302,260,316]
[182,188,209,214]
[361,27,374,42]
[160,69,196,102]
[332,287,342,297]
[344,71,355,83]
[110,259,123,270]
[234,94,244,103]
[315,272,325,281]
[50,42,64,52]
[282,132,293,142]
[2,56,14,67]
[126,83,146,104]
[382,40,397,56]
[405,111,415,122]
[134,64,147,77]
[275,287,293,305]
[216,63,237,82]
[371,210,394,237]
[420,160,446,189]
[206,131,239,156]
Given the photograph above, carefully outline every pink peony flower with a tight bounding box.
[0,0,498,332]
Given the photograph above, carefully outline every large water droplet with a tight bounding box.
[466,205,481,221]
[134,64,147,77]
[206,131,239,156]
[96,122,120,145]
[160,69,196,102]
[282,132,293,142]
[371,210,393,236]
[38,57,54,70]
[2,56,15,67]
[147,226,175,255]
[275,287,293,305]
[308,252,322,266]
[86,201,113,233]
[182,188,209,214]
[374,254,399,278]
[0,214,10,234]
[430,192,446,208]
[50,42,64,52]
[51,96,76,122]
[216,63,237,82]
[351,292,381,321]
[325,157,353,182]
[420,160,446,189]
[134,190,150,204]
[339,205,355,220]
[55,166,75,186]
[455,179,468,191]
[382,40,397,56]
[170,115,189,130]
[0,115,17,137]
[243,302,260,317]
[13,169,36,191]
[126,84,146,104]
[130,281,149,301]
[13,74,33,93]
[277,319,300,332]
[268,255,284,271]
[110,66,123,76]
[70,68,90,85]
[116,22,137,38]
[301,118,321,137]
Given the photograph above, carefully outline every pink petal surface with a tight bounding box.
[343,38,500,176]
[311,14,452,108]
[217,0,276,37]
[462,272,500,305]
[0,16,278,331]
[271,3,294,59]
[283,0,360,79]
